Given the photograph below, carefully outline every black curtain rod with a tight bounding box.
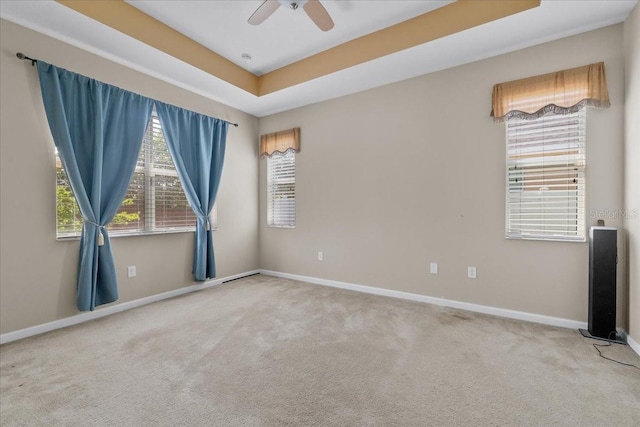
[16,52,239,128]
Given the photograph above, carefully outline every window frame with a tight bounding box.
[504,109,587,242]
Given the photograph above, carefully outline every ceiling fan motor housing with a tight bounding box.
[280,0,308,9]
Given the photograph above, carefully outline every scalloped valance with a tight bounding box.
[491,62,610,122]
[260,128,300,158]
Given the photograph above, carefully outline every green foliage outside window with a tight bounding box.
[56,169,140,234]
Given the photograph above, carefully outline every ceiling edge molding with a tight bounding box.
[55,0,259,95]
[55,0,540,98]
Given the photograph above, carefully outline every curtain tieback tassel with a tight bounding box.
[85,220,105,246]
[206,219,211,231]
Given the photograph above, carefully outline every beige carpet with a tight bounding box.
[1,274,639,426]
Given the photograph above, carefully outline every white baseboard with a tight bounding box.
[628,334,640,357]
[0,269,260,345]
[9,268,632,355]
[259,269,588,330]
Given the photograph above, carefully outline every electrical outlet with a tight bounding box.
[317,251,323,261]
[430,263,438,274]
[467,267,477,279]
[127,265,136,278]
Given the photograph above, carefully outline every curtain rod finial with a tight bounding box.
[16,52,36,66]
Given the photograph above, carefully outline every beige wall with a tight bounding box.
[0,20,259,334]
[0,19,632,336]
[624,4,640,344]
[258,25,626,324]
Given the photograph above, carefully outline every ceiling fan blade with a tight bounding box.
[248,0,281,25]
[303,0,334,31]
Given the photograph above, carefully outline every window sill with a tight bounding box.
[56,227,217,241]
[505,235,586,243]
[267,225,296,229]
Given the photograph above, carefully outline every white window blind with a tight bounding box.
[267,151,295,227]
[506,109,586,241]
[56,110,217,238]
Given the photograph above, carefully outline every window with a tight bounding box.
[267,151,296,227]
[505,109,586,241]
[56,110,217,238]
[261,127,299,228]
[494,62,608,241]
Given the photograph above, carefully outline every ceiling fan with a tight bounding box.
[248,0,335,32]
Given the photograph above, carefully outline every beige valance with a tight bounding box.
[491,62,610,122]
[260,128,300,158]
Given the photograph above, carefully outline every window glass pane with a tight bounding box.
[153,175,197,229]
[506,109,586,241]
[148,115,175,172]
[267,151,296,227]
[109,172,145,233]
[56,160,83,236]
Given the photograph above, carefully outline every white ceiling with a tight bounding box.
[127,0,455,76]
[0,1,637,117]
